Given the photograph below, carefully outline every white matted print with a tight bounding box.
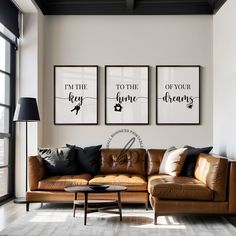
[54,66,98,124]
[157,66,200,124]
[105,66,149,124]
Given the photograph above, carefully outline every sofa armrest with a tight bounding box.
[228,160,236,213]
[194,153,228,201]
[28,155,45,191]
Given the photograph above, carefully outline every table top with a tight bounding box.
[65,185,127,193]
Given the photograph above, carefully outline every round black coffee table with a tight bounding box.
[65,185,127,225]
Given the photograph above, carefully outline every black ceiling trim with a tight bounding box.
[34,0,228,15]
[126,0,135,10]
[34,0,47,13]
[212,0,227,13]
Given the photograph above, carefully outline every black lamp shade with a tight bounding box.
[13,97,40,122]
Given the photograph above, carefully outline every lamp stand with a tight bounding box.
[13,97,40,210]
[14,121,28,204]
[25,121,28,193]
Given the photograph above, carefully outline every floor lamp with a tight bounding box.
[13,97,40,204]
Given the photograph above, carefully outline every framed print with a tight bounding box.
[105,65,149,125]
[54,65,98,125]
[156,65,200,125]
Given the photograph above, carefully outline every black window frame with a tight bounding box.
[0,32,16,204]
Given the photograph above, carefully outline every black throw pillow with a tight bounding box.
[181,145,213,177]
[39,147,77,176]
[67,144,102,176]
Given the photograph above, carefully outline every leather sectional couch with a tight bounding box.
[26,148,236,224]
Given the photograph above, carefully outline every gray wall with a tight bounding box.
[213,0,236,159]
[43,15,213,149]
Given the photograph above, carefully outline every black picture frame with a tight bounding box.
[105,65,149,125]
[54,65,99,125]
[156,65,201,125]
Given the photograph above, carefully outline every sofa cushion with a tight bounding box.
[38,147,77,176]
[67,144,102,176]
[147,149,166,176]
[159,147,188,176]
[38,174,92,190]
[89,174,147,191]
[181,146,213,177]
[100,149,146,176]
[194,153,228,201]
[148,175,213,201]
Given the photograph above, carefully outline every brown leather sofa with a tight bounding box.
[147,149,236,224]
[26,149,148,211]
[26,148,236,224]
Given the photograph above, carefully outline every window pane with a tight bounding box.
[0,106,9,133]
[0,36,10,73]
[0,138,9,166]
[0,72,10,105]
[0,167,8,197]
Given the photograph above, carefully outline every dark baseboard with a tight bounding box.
[0,197,14,206]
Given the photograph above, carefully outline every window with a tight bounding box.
[0,33,16,203]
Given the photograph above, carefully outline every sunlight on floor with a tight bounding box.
[30,211,70,223]
[28,211,186,229]
[131,216,186,229]
[133,224,186,229]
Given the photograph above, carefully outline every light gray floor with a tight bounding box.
[0,202,236,236]
[0,201,41,231]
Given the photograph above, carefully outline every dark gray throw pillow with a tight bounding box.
[39,147,77,176]
[66,144,102,176]
[180,145,213,177]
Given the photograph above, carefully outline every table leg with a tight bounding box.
[84,193,88,225]
[117,192,122,221]
[73,192,77,217]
